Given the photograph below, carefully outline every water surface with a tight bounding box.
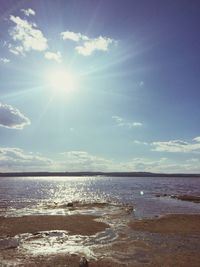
[0,176,199,218]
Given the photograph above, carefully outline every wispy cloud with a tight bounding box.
[0,103,30,129]
[8,43,24,55]
[9,15,48,55]
[0,149,114,173]
[21,8,35,17]
[133,140,148,145]
[0,147,200,173]
[152,137,200,153]
[0,58,10,63]
[132,122,143,127]
[60,151,114,171]
[121,157,200,173]
[112,116,143,128]
[0,147,53,172]
[121,157,170,173]
[59,152,200,173]
[44,51,62,63]
[61,30,115,56]
[193,136,200,142]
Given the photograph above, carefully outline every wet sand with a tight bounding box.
[1,209,200,266]
[129,214,200,234]
[0,215,108,236]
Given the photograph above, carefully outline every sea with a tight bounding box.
[0,175,200,218]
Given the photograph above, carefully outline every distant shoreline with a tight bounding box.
[0,171,200,177]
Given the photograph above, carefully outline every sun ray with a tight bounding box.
[1,85,46,102]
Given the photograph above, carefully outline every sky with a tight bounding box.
[0,0,200,173]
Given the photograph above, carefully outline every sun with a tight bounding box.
[45,67,77,94]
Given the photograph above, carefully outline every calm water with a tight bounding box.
[0,176,200,218]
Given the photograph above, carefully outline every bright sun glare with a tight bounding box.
[45,67,77,94]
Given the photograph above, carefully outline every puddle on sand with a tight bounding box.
[13,226,118,260]
[0,238,19,250]
[19,231,96,259]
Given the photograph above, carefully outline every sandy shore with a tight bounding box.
[1,211,200,266]
[129,214,200,234]
[0,215,108,237]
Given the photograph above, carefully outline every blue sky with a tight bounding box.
[0,0,200,173]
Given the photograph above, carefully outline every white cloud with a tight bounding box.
[0,147,199,173]
[193,136,200,142]
[0,103,30,129]
[21,8,35,16]
[112,116,143,128]
[0,147,53,172]
[186,158,199,163]
[9,15,48,55]
[120,157,200,173]
[61,30,115,56]
[0,58,10,63]
[132,122,143,127]
[112,115,124,126]
[8,44,25,55]
[61,31,88,42]
[120,157,169,172]
[76,36,113,56]
[60,151,114,171]
[152,137,200,153]
[44,51,62,63]
[60,152,189,173]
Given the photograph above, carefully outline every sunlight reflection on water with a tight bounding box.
[0,176,200,218]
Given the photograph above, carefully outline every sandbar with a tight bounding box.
[0,215,108,237]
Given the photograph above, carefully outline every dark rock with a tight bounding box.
[155,193,169,198]
[79,256,89,267]
[67,202,74,207]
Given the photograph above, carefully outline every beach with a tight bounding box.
[0,176,200,266]
[1,0,200,264]
[1,203,200,266]
[0,215,108,237]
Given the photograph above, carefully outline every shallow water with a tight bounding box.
[0,176,199,218]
